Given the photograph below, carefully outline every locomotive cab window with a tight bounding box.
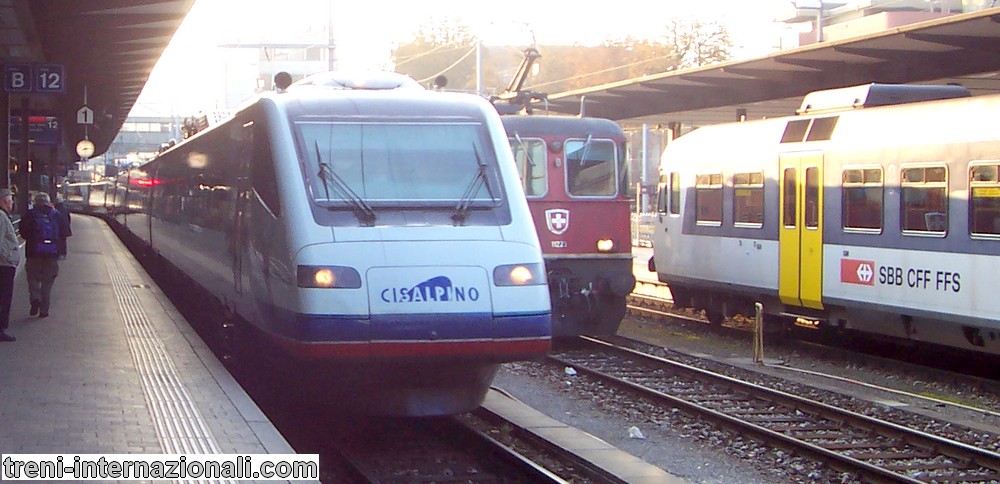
[509,136,547,197]
[565,138,617,197]
[695,173,723,226]
[900,165,947,235]
[733,171,763,227]
[970,162,1000,237]
[842,167,883,232]
[655,171,681,216]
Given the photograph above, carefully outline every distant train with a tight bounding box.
[501,116,636,337]
[651,83,1000,357]
[85,71,552,415]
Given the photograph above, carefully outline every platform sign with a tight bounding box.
[35,64,65,93]
[9,115,61,145]
[4,64,32,92]
[3,63,65,93]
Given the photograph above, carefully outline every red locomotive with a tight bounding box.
[493,49,636,337]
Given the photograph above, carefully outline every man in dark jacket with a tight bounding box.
[19,193,68,318]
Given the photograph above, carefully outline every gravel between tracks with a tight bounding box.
[492,311,1000,483]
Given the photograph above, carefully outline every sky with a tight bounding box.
[130,0,818,117]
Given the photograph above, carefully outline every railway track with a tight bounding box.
[550,336,1000,483]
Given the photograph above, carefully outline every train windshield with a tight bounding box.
[565,138,618,197]
[295,119,504,211]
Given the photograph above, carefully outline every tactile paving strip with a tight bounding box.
[104,242,222,456]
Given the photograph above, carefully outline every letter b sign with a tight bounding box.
[4,64,31,92]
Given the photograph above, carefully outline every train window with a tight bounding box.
[250,125,281,216]
[509,137,547,197]
[695,173,722,225]
[900,165,947,234]
[669,172,680,215]
[781,120,809,143]
[805,116,839,141]
[970,162,1000,237]
[804,167,820,229]
[565,138,617,197]
[783,168,796,227]
[733,171,763,227]
[842,167,883,232]
[656,175,668,214]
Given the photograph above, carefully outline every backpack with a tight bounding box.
[31,209,59,256]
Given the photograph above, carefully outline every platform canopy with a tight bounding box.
[1,0,195,156]
[539,8,1000,126]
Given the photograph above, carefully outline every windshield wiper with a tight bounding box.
[452,144,497,225]
[314,141,376,226]
[577,134,593,166]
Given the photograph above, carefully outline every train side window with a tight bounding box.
[733,171,763,227]
[842,167,883,232]
[782,168,796,227]
[656,177,668,214]
[250,126,282,217]
[695,173,722,225]
[508,137,547,197]
[804,167,820,229]
[970,162,1000,237]
[669,172,680,215]
[900,165,947,235]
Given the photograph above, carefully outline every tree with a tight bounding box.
[391,17,733,96]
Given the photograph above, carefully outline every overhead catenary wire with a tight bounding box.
[417,45,478,84]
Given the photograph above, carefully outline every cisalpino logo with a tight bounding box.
[380,276,481,303]
[840,258,876,286]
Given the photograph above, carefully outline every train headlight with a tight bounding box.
[297,265,362,288]
[494,263,545,286]
[596,238,615,252]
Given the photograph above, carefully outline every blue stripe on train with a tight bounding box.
[262,307,551,343]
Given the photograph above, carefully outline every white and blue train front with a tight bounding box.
[111,72,552,415]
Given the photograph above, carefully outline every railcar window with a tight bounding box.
[783,168,796,227]
[669,172,680,215]
[804,167,820,229]
[733,171,763,227]
[695,173,723,225]
[970,162,1000,237]
[296,120,502,206]
[508,137,547,197]
[781,120,809,143]
[842,167,883,231]
[565,138,617,197]
[900,166,947,234]
[805,116,838,141]
[249,126,281,216]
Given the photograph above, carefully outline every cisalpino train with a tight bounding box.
[82,72,552,416]
[651,83,1000,357]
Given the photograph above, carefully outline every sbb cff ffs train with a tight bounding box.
[502,115,636,337]
[101,71,552,416]
[652,82,1000,357]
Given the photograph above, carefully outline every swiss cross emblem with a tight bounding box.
[545,209,570,235]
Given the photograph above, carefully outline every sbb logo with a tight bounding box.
[840,259,876,286]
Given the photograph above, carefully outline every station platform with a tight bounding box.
[0,214,293,457]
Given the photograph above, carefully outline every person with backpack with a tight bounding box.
[19,193,68,318]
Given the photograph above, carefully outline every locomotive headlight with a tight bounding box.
[297,265,362,288]
[494,263,545,286]
[596,238,615,252]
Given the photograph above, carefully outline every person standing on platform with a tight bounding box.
[53,195,71,260]
[19,193,67,318]
[0,188,20,341]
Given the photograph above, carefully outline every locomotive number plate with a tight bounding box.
[551,241,567,248]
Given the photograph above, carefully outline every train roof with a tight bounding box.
[797,83,971,115]
[499,115,624,138]
[287,71,424,91]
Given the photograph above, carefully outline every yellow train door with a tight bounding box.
[778,153,824,310]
